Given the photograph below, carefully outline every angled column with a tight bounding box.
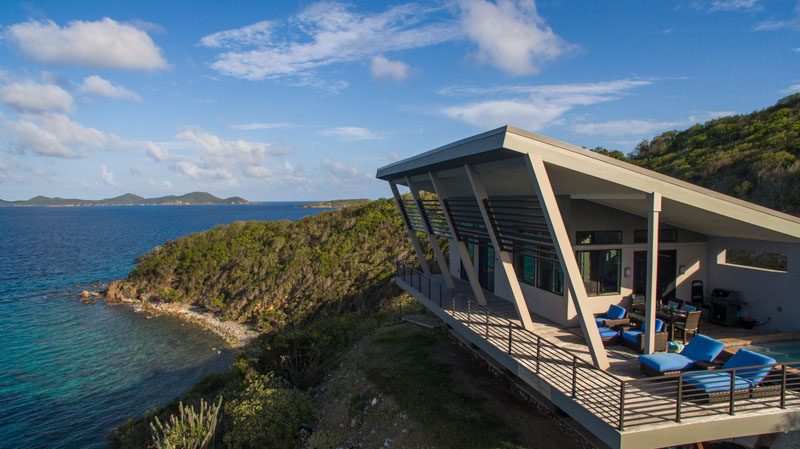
[428,171,487,306]
[464,165,535,330]
[389,180,431,276]
[405,176,455,289]
[644,192,662,354]
[524,154,610,370]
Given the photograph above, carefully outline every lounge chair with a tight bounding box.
[621,318,668,353]
[682,349,777,403]
[639,334,725,376]
[594,304,629,328]
[597,326,620,345]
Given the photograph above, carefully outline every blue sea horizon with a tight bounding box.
[0,203,325,449]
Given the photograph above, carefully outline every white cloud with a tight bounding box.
[200,3,456,82]
[458,0,570,75]
[783,83,800,93]
[228,122,294,130]
[320,158,372,187]
[5,18,168,70]
[793,47,800,53]
[100,165,121,187]
[319,126,381,141]
[80,75,141,101]
[146,142,169,161]
[172,160,234,182]
[0,81,73,113]
[200,20,273,48]
[439,79,652,129]
[148,179,174,190]
[6,113,109,158]
[692,0,762,12]
[175,128,290,163]
[754,1,800,31]
[571,119,683,137]
[370,56,410,81]
[0,155,25,183]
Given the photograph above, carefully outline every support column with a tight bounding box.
[524,154,610,370]
[428,171,487,306]
[405,176,455,289]
[644,192,662,354]
[464,165,535,330]
[389,180,431,276]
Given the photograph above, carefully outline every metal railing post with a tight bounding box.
[507,321,513,354]
[781,364,787,409]
[467,299,471,325]
[729,369,736,415]
[676,375,683,422]
[618,381,626,431]
[485,306,490,339]
[427,277,431,299]
[452,293,456,313]
[535,336,541,373]
[571,356,578,398]
[438,284,442,308]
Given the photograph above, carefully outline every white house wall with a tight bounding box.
[706,236,800,332]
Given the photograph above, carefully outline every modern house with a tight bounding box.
[376,126,800,449]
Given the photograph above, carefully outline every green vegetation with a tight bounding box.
[0,191,248,206]
[300,199,371,209]
[222,375,314,449]
[624,93,800,214]
[107,198,415,330]
[150,398,222,449]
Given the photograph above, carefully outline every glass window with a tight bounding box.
[723,249,788,272]
[576,231,622,245]
[577,249,621,296]
[514,246,564,296]
[633,229,678,243]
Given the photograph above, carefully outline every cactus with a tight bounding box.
[150,397,222,449]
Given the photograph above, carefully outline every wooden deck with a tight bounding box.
[397,266,800,449]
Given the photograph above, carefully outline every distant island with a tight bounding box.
[301,199,370,209]
[0,192,249,207]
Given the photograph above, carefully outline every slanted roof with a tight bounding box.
[376,126,800,243]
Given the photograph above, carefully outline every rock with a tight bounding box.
[79,290,95,304]
[371,397,378,407]
[383,437,391,447]
[80,290,89,298]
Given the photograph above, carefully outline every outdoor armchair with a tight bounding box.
[621,318,668,353]
[594,304,629,328]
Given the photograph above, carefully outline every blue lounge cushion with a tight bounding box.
[621,329,641,344]
[639,353,695,373]
[683,372,752,393]
[598,326,618,339]
[607,304,626,320]
[722,349,776,386]
[680,334,725,363]
[595,317,606,327]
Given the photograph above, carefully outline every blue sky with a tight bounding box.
[0,0,798,201]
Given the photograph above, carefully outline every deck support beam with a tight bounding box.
[405,176,455,289]
[428,171,487,306]
[524,154,610,370]
[644,192,662,354]
[464,165,535,331]
[389,180,431,276]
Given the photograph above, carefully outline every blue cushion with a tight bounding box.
[622,330,642,344]
[598,326,618,339]
[595,317,606,327]
[607,304,626,320]
[723,349,776,386]
[639,353,695,373]
[683,372,752,393]
[654,318,665,333]
[680,334,725,363]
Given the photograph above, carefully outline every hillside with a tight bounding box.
[0,191,249,206]
[627,93,800,214]
[301,198,371,209]
[105,198,416,331]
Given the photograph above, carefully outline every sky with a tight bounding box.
[0,0,798,201]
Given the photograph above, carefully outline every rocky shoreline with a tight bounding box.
[99,282,259,348]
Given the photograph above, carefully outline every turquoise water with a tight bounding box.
[740,340,800,363]
[0,203,324,449]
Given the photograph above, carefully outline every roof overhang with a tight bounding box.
[376,126,800,243]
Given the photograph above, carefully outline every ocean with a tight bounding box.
[0,203,325,449]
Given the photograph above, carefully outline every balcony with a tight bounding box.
[396,261,800,449]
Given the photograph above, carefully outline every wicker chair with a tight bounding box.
[682,349,776,403]
[621,319,669,353]
[594,304,630,328]
[673,310,702,343]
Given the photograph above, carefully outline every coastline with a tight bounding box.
[104,295,259,348]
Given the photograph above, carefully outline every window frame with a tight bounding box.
[576,230,623,245]
[576,248,622,296]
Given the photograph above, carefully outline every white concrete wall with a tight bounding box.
[706,236,800,332]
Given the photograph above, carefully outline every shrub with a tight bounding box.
[150,397,222,449]
[223,375,315,449]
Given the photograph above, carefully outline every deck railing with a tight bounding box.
[396,260,800,431]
